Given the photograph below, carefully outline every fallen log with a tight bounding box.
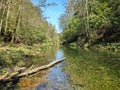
[0,58,66,83]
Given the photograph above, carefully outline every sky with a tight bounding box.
[31,0,68,33]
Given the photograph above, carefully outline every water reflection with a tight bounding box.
[38,47,120,90]
[46,49,69,90]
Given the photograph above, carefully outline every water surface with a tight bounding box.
[1,47,120,90]
[36,47,120,90]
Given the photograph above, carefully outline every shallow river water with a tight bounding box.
[1,47,120,90]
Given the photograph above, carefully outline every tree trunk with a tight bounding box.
[85,0,89,37]
[4,0,12,35]
[0,0,3,10]
[10,0,21,45]
[0,58,66,83]
[0,0,7,34]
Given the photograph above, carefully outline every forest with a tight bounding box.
[60,0,120,52]
[0,0,57,46]
[0,0,120,90]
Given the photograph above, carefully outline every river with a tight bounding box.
[1,46,120,90]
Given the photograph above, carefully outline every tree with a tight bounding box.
[0,0,57,45]
[60,0,120,47]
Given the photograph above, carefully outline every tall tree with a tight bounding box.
[60,0,120,47]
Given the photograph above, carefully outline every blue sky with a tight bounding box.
[31,0,67,33]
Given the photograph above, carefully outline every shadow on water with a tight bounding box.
[0,79,19,90]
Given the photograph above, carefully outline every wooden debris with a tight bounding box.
[0,58,66,83]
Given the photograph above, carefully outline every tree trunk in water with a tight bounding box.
[0,58,66,83]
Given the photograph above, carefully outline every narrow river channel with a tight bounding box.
[1,47,120,90]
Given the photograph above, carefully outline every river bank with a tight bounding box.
[0,43,58,75]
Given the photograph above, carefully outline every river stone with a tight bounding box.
[35,84,58,90]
